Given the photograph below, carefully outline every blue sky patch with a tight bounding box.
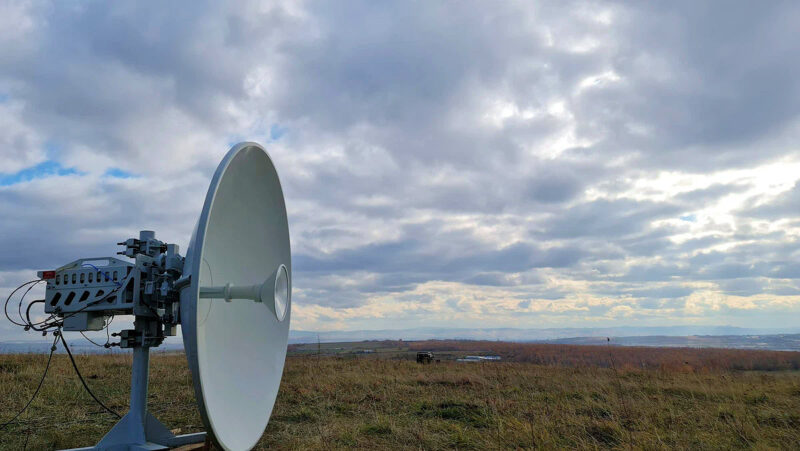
[104,168,136,178]
[0,161,81,186]
[270,124,288,140]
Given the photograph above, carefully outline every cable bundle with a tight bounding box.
[0,278,123,431]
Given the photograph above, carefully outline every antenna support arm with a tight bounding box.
[196,264,289,322]
[199,283,265,303]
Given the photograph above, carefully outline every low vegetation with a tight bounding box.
[406,340,800,371]
[1,342,800,449]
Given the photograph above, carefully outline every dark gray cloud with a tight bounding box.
[526,167,585,204]
[536,198,682,240]
[572,1,800,171]
[719,278,766,297]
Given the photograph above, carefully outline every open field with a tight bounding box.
[290,339,800,371]
[2,342,800,449]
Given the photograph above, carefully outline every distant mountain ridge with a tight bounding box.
[5,326,800,354]
[550,334,800,352]
[289,326,800,344]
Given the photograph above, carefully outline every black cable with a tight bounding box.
[58,333,121,419]
[1,276,126,430]
[31,274,128,330]
[105,315,114,346]
[2,273,128,424]
[10,272,133,335]
[33,285,125,332]
[24,300,60,332]
[79,331,106,348]
[25,300,47,327]
[80,324,117,349]
[78,312,117,348]
[0,333,58,431]
[17,280,43,326]
[4,280,40,327]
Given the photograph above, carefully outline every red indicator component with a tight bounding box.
[41,270,56,279]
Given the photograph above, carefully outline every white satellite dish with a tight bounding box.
[14,142,291,450]
[181,142,292,450]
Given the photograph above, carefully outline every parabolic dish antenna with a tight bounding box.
[180,142,292,450]
[13,141,291,450]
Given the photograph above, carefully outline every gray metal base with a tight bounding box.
[62,332,206,451]
[66,412,206,450]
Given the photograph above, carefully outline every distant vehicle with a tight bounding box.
[416,351,434,364]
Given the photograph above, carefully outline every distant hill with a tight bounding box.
[0,340,184,354]
[289,326,800,345]
[549,334,800,351]
[5,326,800,354]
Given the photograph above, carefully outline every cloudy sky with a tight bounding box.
[2,1,800,339]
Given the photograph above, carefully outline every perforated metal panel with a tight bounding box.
[40,257,139,314]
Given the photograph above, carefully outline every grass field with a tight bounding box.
[2,342,800,449]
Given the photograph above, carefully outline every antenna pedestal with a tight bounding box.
[28,144,293,450]
[64,332,206,451]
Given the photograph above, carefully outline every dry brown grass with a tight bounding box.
[405,340,800,371]
[2,347,800,449]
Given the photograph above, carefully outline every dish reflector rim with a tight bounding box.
[183,141,290,451]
